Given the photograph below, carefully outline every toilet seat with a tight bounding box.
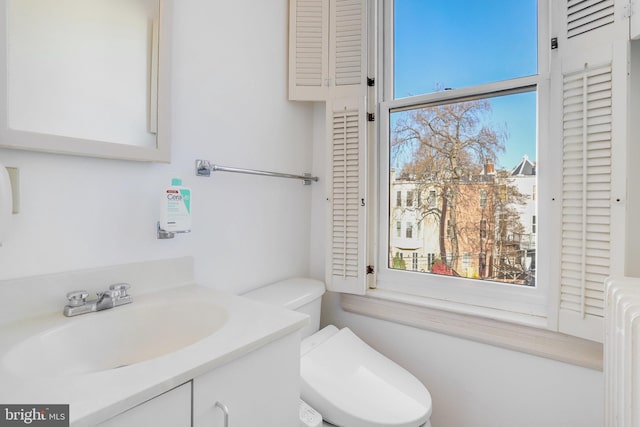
[300,326,432,427]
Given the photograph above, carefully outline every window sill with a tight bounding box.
[340,289,603,371]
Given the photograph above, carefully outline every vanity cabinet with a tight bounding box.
[98,331,300,427]
[0,263,308,427]
[193,332,301,427]
[98,382,191,427]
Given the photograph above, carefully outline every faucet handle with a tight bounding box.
[109,283,131,297]
[66,290,89,307]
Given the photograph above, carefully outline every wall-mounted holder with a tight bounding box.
[195,159,319,185]
[0,164,14,246]
[156,222,191,240]
[6,167,19,214]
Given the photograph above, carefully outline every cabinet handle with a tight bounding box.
[214,401,229,427]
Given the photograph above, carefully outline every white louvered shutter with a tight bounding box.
[326,97,367,294]
[554,0,628,342]
[559,61,614,341]
[566,0,615,39]
[289,0,328,100]
[289,0,366,101]
[329,0,367,97]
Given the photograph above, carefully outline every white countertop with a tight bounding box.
[0,284,308,426]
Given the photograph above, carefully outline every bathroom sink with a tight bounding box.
[2,297,228,377]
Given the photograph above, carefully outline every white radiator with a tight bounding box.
[605,277,640,427]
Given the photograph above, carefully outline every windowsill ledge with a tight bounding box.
[340,289,603,371]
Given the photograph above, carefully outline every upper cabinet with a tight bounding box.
[288,0,367,101]
[0,0,172,162]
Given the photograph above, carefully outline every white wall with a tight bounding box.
[0,0,315,294]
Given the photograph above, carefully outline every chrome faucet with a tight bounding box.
[64,283,132,317]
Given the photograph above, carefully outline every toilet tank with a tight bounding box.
[242,278,326,339]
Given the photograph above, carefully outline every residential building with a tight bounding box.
[389,158,536,285]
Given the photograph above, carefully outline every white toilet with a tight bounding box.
[243,278,432,427]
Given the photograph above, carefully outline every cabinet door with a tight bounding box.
[289,0,367,101]
[193,332,300,427]
[98,382,191,427]
[328,0,368,99]
[289,0,329,101]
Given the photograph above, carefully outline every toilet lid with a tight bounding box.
[300,326,432,427]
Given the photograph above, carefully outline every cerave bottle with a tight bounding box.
[159,178,191,232]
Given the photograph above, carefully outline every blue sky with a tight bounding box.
[393,0,538,170]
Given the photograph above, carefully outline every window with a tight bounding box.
[427,253,436,269]
[392,2,538,99]
[406,222,413,239]
[462,253,471,275]
[388,0,538,284]
[386,1,537,286]
[532,215,536,234]
[316,0,626,344]
[427,189,436,209]
[378,0,549,318]
[479,190,488,209]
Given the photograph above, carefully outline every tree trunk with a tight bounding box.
[439,187,448,263]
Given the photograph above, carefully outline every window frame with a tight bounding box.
[373,0,556,327]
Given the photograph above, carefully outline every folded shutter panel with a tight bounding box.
[559,62,613,341]
[555,0,628,342]
[289,0,329,100]
[567,0,615,39]
[331,0,366,93]
[289,0,366,101]
[326,97,367,294]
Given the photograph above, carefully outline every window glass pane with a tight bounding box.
[389,92,537,286]
[393,0,538,99]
